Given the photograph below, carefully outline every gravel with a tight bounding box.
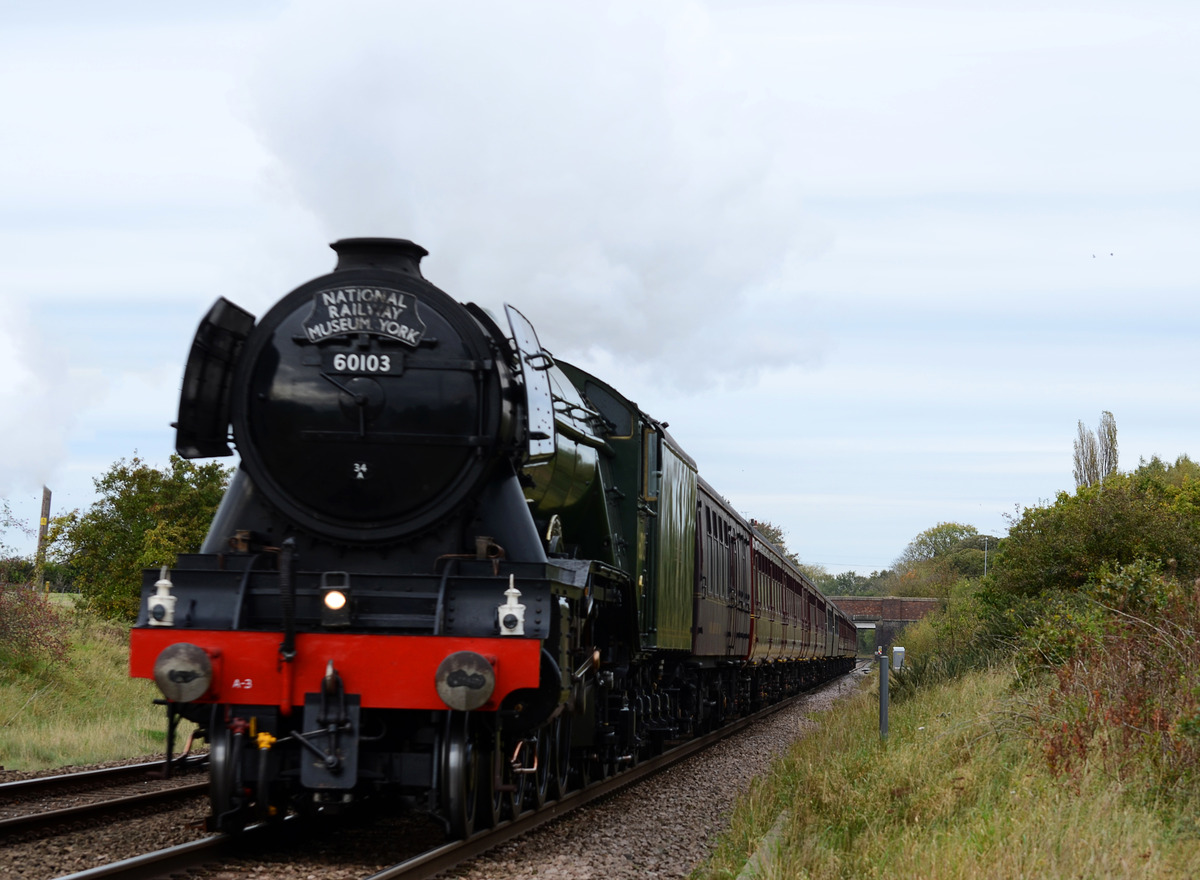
[0,796,211,878]
[0,763,208,822]
[0,754,213,879]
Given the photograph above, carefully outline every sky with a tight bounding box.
[1,0,1197,574]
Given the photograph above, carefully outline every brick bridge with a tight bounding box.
[828,596,942,650]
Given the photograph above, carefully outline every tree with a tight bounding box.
[750,519,802,567]
[0,499,31,555]
[49,456,231,620]
[896,522,979,569]
[1136,453,1200,488]
[0,500,35,586]
[1097,410,1119,479]
[992,468,1200,598]
[892,522,994,598]
[1073,421,1099,488]
[818,569,896,596]
[1074,411,1118,489]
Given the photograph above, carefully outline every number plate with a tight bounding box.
[323,352,399,374]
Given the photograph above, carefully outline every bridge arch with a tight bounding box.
[828,596,942,652]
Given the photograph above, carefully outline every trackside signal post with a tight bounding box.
[878,648,888,741]
[879,646,904,742]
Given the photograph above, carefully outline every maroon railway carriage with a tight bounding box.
[694,478,856,681]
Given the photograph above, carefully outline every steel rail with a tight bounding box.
[52,820,296,880]
[0,780,209,838]
[54,832,231,880]
[0,755,207,799]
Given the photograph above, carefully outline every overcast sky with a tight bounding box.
[1,0,1196,573]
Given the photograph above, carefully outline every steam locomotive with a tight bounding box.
[129,238,856,837]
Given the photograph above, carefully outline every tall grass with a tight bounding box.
[0,602,190,770]
[693,667,1200,879]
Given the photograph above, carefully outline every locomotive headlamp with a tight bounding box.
[320,572,352,627]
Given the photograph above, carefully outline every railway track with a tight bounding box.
[0,756,208,840]
[0,755,207,799]
[54,675,852,880]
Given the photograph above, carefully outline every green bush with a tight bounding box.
[993,470,1200,599]
[48,455,231,621]
[0,555,34,585]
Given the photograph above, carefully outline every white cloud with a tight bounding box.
[239,0,837,386]
[0,9,291,529]
[0,308,88,497]
[2,0,1199,574]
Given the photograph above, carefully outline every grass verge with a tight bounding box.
[0,601,189,770]
[693,667,1200,879]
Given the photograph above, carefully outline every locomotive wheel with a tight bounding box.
[531,726,551,810]
[550,715,571,799]
[208,712,247,833]
[443,712,482,839]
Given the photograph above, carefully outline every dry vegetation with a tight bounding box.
[693,664,1200,879]
[0,592,189,771]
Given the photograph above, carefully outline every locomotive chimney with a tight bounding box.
[330,238,429,277]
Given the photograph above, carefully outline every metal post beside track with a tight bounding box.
[878,649,888,742]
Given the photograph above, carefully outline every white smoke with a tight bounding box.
[244,0,830,388]
[0,306,82,499]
